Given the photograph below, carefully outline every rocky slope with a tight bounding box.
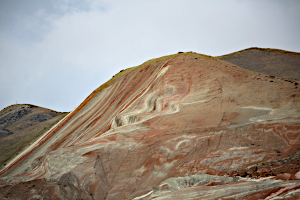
[218,47,300,80]
[0,52,299,199]
[0,104,68,168]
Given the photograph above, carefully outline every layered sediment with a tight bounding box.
[0,52,299,199]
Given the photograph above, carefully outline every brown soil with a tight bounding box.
[218,47,300,80]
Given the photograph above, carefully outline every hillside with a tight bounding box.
[0,104,68,168]
[0,52,299,199]
[218,47,300,80]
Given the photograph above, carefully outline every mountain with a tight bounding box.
[218,47,300,80]
[0,104,68,168]
[0,52,299,199]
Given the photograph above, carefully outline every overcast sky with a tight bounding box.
[0,0,299,112]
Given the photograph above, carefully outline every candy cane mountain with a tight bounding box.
[1,51,300,199]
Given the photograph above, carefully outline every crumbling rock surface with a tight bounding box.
[134,174,300,199]
[0,52,299,199]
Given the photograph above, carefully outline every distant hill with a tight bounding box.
[218,47,300,80]
[0,104,68,167]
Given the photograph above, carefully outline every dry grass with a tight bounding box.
[91,52,217,95]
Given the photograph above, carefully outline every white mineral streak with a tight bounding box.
[265,184,298,200]
[175,140,191,150]
[110,64,184,130]
[132,190,154,199]
[239,176,277,182]
[274,188,300,199]
[228,147,249,151]
[242,106,273,110]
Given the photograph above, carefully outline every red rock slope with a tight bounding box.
[0,52,299,199]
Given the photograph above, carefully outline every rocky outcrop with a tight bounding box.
[0,52,299,199]
[134,174,300,199]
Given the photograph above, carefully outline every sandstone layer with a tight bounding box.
[0,52,299,199]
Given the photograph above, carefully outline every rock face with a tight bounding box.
[0,52,299,199]
[218,47,300,80]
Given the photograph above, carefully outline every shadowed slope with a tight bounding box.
[218,47,300,80]
[0,53,299,200]
[0,104,68,168]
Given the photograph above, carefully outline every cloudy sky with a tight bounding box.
[0,0,299,112]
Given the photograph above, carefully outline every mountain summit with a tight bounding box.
[0,52,299,199]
